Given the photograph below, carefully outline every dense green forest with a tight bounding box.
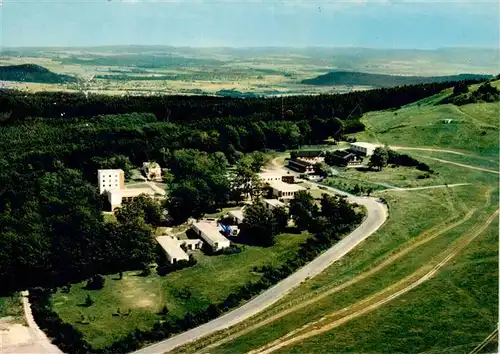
[301,71,492,88]
[0,64,77,84]
[443,80,500,105]
[0,80,473,122]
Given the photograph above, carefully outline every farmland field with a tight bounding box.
[1,46,498,96]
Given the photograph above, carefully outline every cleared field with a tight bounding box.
[52,231,311,349]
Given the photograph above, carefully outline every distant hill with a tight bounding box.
[301,71,493,88]
[0,64,77,84]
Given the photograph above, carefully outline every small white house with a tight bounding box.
[258,172,284,183]
[348,142,377,156]
[192,221,231,251]
[143,162,162,181]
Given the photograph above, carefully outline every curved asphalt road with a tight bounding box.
[132,186,388,354]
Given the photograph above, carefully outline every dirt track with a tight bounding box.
[188,187,492,353]
[250,208,499,354]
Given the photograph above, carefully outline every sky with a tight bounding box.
[0,0,499,49]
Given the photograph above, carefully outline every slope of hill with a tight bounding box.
[301,71,493,88]
[0,64,77,84]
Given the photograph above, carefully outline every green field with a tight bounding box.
[0,293,25,324]
[352,100,499,158]
[174,92,499,354]
[52,231,311,349]
[279,217,498,354]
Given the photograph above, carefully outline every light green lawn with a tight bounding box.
[52,231,311,349]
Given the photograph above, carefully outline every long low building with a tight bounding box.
[268,180,306,200]
[191,221,231,251]
[262,198,287,211]
[156,236,203,264]
[348,142,377,156]
[107,188,156,210]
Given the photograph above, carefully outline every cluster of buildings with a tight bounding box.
[288,142,377,172]
[98,162,165,211]
[156,171,304,264]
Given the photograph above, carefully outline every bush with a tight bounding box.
[85,274,105,290]
[83,294,94,307]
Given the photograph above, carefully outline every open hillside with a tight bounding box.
[0,64,77,84]
[301,71,493,88]
[171,82,499,354]
[354,80,500,160]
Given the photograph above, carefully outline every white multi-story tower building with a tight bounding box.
[97,169,124,194]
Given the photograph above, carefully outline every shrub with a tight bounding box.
[85,274,105,290]
[83,294,94,307]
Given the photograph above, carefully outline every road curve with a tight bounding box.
[132,190,388,354]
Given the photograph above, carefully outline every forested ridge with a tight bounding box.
[301,71,492,88]
[0,64,77,84]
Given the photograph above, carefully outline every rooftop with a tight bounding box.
[263,199,286,207]
[332,150,357,159]
[289,158,314,167]
[109,188,156,198]
[228,209,244,221]
[268,180,306,192]
[258,172,284,179]
[98,169,124,173]
[156,236,189,260]
[193,220,230,243]
[350,142,377,149]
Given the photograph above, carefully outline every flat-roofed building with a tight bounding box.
[156,236,202,264]
[268,180,306,200]
[258,172,284,183]
[107,188,156,211]
[191,221,231,251]
[262,198,287,211]
[348,142,377,156]
[156,236,190,263]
